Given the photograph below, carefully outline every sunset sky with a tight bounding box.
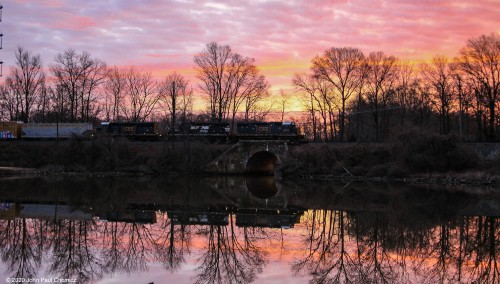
[2,0,499,110]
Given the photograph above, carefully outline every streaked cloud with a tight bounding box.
[2,0,499,95]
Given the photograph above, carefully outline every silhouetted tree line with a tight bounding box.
[294,33,500,142]
[1,33,499,141]
[0,43,271,134]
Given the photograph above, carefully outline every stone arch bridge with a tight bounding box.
[205,140,289,175]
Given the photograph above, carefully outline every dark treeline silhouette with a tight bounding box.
[0,42,272,134]
[294,33,500,142]
[2,33,498,141]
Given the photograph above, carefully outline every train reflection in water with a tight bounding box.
[0,175,298,228]
[0,176,498,284]
[0,205,304,229]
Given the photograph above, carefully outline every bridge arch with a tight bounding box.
[245,151,280,175]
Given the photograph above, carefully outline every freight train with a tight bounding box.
[0,121,305,142]
[0,121,159,141]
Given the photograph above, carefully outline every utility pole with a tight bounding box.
[171,81,176,150]
[0,4,4,77]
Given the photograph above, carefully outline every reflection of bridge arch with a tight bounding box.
[245,176,279,198]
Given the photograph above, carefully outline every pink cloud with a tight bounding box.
[2,0,498,97]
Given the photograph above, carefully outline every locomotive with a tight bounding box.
[97,122,160,140]
[177,121,305,143]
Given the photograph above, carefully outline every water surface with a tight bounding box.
[0,176,498,283]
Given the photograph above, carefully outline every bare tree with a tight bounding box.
[78,54,107,122]
[293,73,318,141]
[458,33,500,141]
[227,56,269,132]
[122,67,160,122]
[421,56,455,134]
[103,67,126,121]
[9,46,46,122]
[51,49,106,122]
[312,47,366,141]
[242,85,270,122]
[194,42,269,128]
[158,72,193,132]
[194,42,233,122]
[278,89,288,122]
[395,60,417,127]
[0,78,22,120]
[364,51,398,141]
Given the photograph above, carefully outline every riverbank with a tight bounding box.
[0,132,499,187]
[281,131,500,185]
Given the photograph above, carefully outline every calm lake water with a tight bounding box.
[0,176,498,283]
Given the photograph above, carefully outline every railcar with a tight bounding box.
[97,122,160,140]
[21,123,94,139]
[235,122,303,142]
[0,121,22,139]
[189,122,230,135]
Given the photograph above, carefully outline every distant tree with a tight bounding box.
[364,51,398,141]
[293,72,339,141]
[394,60,417,127]
[79,55,107,122]
[292,73,318,141]
[458,33,500,141]
[242,86,270,122]
[103,67,126,121]
[7,47,46,122]
[0,78,21,120]
[278,90,288,122]
[121,67,159,122]
[421,56,455,134]
[312,47,366,141]
[194,42,233,122]
[51,49,106,122]
[194,42,269,131]
[158,72,193,132]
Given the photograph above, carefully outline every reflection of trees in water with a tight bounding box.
[292,210,362,283]
[154,212,191,272]
[466,216,499,283]
[410,216,499,283]
[0,210,497,283]
[294,210,499,284]
[0,214,195,281]
[352,213,402,283]
[195,215,267,284]
[0,219,50,278]
[100,221,160,275]
[49,220,102,282]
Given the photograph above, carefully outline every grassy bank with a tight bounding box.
[0,131,499,184]
[0,138,226,174]
[282,130,500,183]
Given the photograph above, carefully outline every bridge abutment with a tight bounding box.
[205,140,288,174]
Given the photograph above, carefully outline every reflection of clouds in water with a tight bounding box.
[0,177,499,283]
[246,176,279,199]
